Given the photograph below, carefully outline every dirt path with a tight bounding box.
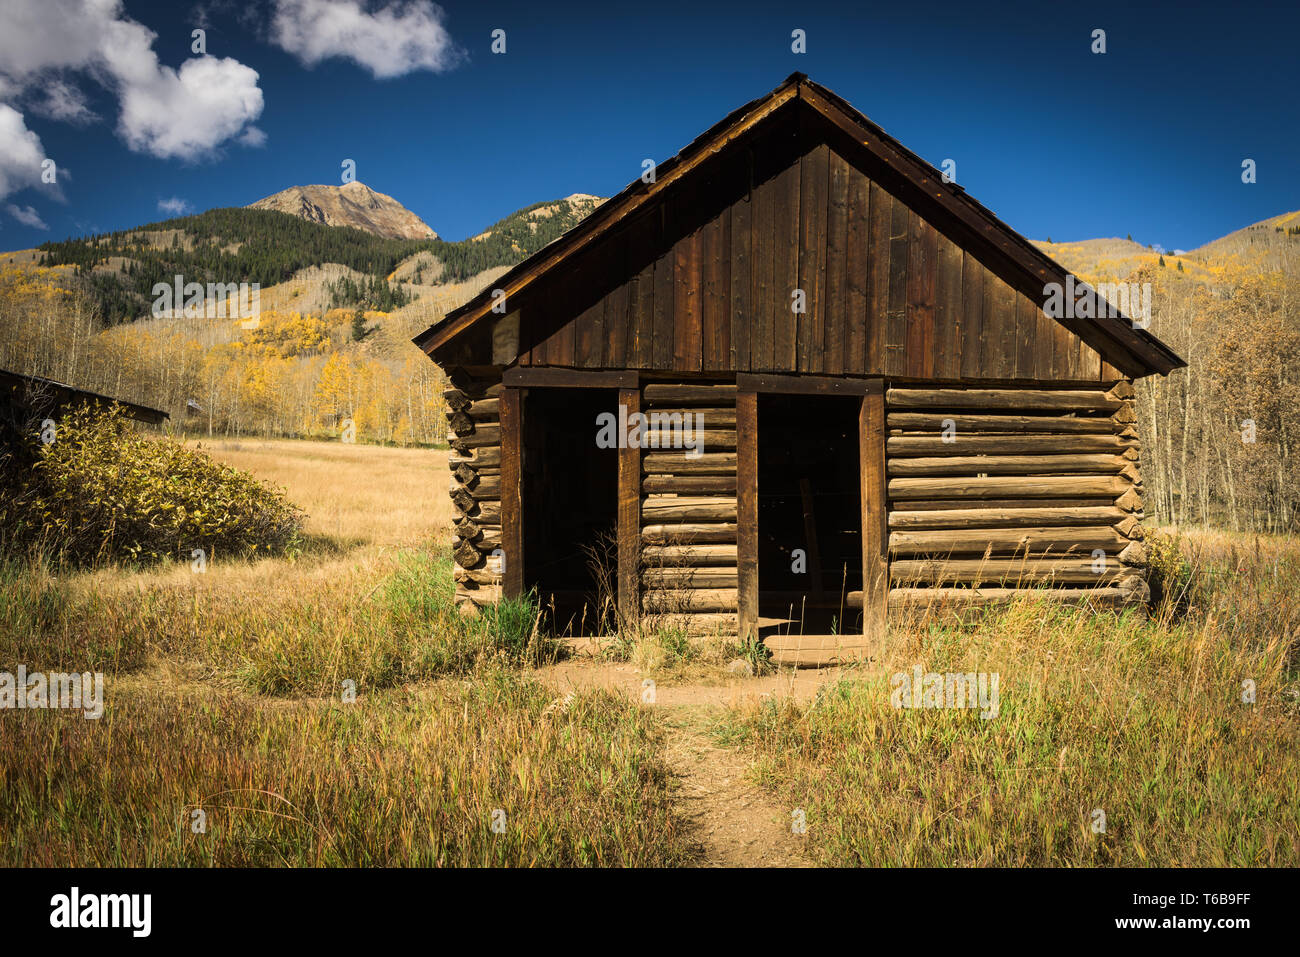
[661,705,811,867]
[537,659,834,867]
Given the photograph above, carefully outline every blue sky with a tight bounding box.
[2,0,1297,252]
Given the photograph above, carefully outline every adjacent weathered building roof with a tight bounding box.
[0,368,169,424]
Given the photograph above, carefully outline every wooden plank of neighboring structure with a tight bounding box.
[604,232,630,368]
[934,232,963,379]
[737,373,873,395]
[959,250,985,379]
[574,295,604,368]
[572,250,606,368]
[906,213,938,379]
[886,411,1120,433]
[889,557,1131,585]
[674,226,703,371]
[627,213,656,369]
[643,451,737,473]
[503,368,638,389]
[797,143,829,374]
[550,270,577,366]
[887,433,1127,456]
[702,209,731,370]
[736,390,759,643]
[642,474,738,494]
[730,187,752,370]
[642,523,738,544]
[887,453,1128,476]
[860,380,887,638]
[652,208,676,369]
[499,387,523,599]
[1029,296,1055,380]
[866,179,890,374]
[987,272,1018,379]
[1051,308,1074,381]
[750,160,776,371]
[888,504,1127,530]
[845,166,869,375]
[887,475,1129,500]
[1015,294,1037,380]
[528,306,549,366]
[618,386,641,627]
[772,159,801,371]
[886,387,1121,411]
[885,195,910,376]
[824,150,849,375]
[889,525,1125,555]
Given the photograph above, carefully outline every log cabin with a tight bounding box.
[413,74,1185,664]
[0,367,168,457]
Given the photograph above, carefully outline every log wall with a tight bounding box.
[639,382,739,634]
[447,379,505,613]
[882,381,1149,613]
[443,374,1151,627]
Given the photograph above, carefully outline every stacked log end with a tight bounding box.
[884,380,1149,613]
[447,382,504,614]
[639,382,739,634]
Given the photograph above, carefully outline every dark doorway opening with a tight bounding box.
[757,394,863,635]
[522,387,619,635]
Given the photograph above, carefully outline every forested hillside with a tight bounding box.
[37,209,429,325]
[1,192,606,447]
[34,193,606,326]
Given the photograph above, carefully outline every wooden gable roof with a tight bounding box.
[414,74,1185,380]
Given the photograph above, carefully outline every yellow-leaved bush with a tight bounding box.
[3,405,303,565]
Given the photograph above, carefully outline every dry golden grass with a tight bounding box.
[60,437,453,623]
[0,438,695,868]
[1,669,688,867]
[194,436,451,547]
[718,528,1300,866]
[6,436,1298,868]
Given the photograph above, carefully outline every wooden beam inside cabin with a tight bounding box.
[618,387,641,628]
[736,391,759,643]
[499,387,524,599]
[860,380,887,639]
[502,368,638,389]
[736,372,874,395]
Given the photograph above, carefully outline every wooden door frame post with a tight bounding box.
[500,386,524,599]
[736,390,759,643]
[860,380,887,638]
[617,386,642,629]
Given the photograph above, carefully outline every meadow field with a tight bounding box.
[1,437,1297,867]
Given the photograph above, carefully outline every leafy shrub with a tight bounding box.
[1146,531,1196,617]
[1,405,303,565]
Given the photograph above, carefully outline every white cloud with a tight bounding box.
[0,104,53,201]
[239,125,267,148]
[29,78,96,123]
[271,0,465,78]
[111,52,264,159]
[7,203,49,229]
[157,197,193,216]
[0,0,264,159]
